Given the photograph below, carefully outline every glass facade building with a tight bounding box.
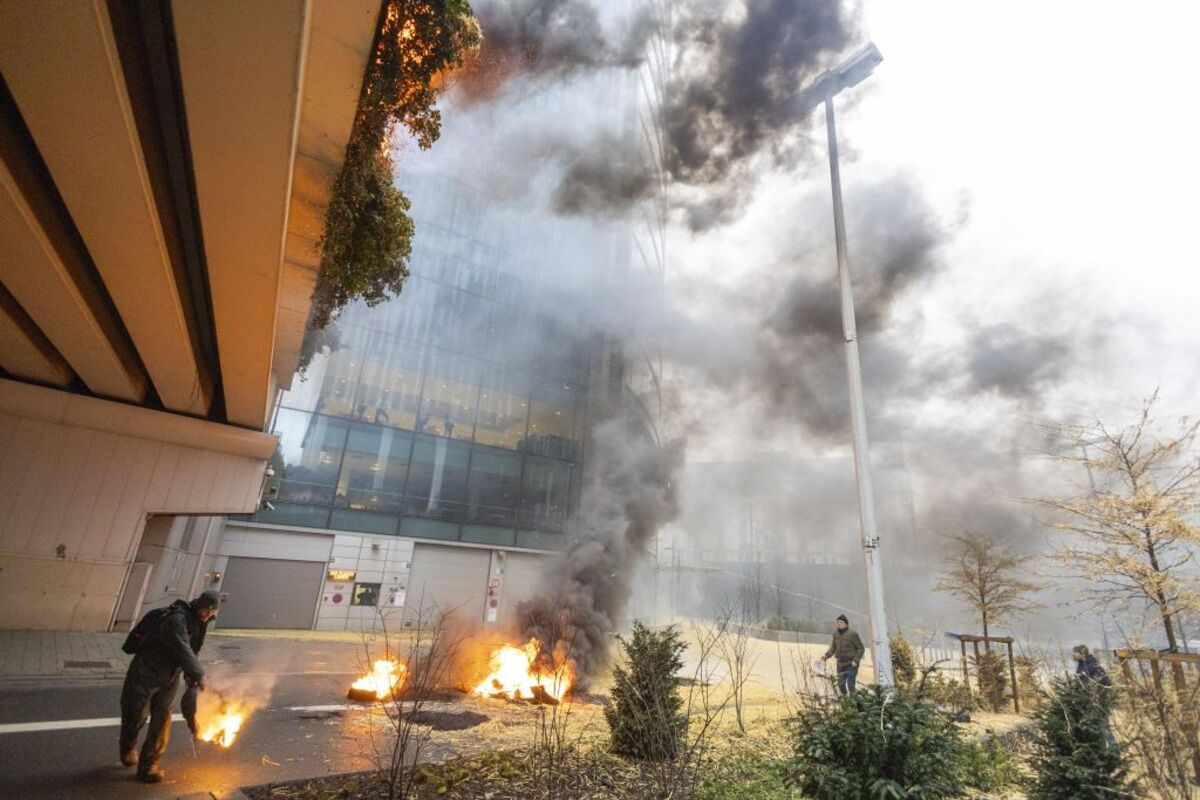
[247,174,594,552]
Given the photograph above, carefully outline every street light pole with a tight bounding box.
[812,44,893,687]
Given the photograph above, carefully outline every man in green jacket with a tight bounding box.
[119,591,218,783]
[822,614,865,695]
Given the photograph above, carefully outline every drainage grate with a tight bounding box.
[63,660,111,669]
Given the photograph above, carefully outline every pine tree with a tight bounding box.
[605,621,687,760]
[1027,677,1133,799]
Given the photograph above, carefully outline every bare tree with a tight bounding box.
[934,531,1041,647]
[715,601,757,733]
[1044,392,1200,651]
[360,599,466,800]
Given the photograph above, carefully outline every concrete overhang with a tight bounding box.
[0,0,380,430]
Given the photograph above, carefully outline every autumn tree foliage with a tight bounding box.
[1045,392,1200,651]
[934,532,1041,644]
[302,0,481,367]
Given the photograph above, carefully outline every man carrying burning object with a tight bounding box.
[118,591,218,783]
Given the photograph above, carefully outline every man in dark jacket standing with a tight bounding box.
[119,591,218,783]
[1073,644,1112,686]
[822,614,865,695]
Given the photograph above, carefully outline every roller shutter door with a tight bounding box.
[217,556,323,629]
[499,551,547,624]
[408,544,490,624]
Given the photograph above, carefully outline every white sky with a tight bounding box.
[854,0,1200,407]
[670,0,1200,461]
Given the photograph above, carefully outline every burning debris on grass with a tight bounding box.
[348,659,408,702]
[471,638,574,704]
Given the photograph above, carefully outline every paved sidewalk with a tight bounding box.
[0,628,400,682]
[0,630,131,681]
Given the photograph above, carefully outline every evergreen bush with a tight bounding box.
[891,634,918,690]
[787,686,967,799]
[1026,676,1133,800]
[973,651,1008,712]
[604,621,687,761]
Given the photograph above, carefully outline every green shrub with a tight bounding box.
[973,651,1008,713]
[922,672,976,717]
[787,686,967,799]
[1026,676,1133,799]
[604,621,687,761]
[958,737,1022,794]
[891,634,918,690]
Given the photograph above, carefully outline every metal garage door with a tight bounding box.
[408,544,490,624]
[217,556,324,629]
[499,551,548,624]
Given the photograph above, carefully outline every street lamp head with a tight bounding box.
[795,41,883,115]
[834,42,883,90]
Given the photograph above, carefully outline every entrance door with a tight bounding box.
[217,556,323,629]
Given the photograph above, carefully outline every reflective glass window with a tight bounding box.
[473,368,529,450]
[271,410,349,506]
[495,311,539,371]
[466,446,522,527]
[404,434,470,522]
[419,349,479,441]
[520,456,571,531]
[525,377,577,461]
[308,323,371,419]
[334,423,412,513]
[353,330,426,430]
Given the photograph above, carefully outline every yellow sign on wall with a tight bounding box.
[327,568,356,582]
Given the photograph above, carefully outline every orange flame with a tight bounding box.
[351,659,407,700]
[196,700,247,748]
[472,638,574,702]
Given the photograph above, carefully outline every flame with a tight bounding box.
[196,700,247,748]
[472,638,574,702]
[351,659,407,700]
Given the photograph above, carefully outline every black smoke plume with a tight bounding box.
[454,0,856,230]
[517,409,686,678]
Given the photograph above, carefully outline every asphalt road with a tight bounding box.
[0,639,412,800]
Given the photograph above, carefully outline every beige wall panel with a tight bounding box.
[0,401,271,629]
[56,432,119,559]
[143,445,183,513]
[29,427,93,553]
[102,438,161,561]
[0,554,126,631]
[86,437,140,558]
[164,443,202,511]
[0,418,42,538]
[185,449,221,510]
[7,422,69,553]
[205,456,236,512]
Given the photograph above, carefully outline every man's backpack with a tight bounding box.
[121,606,173,655]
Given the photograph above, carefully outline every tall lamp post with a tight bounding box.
[798,42,894,687]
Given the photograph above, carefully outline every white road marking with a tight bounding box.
[286,704,355,712]
[0,714,184,735]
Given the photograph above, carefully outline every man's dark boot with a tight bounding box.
[119,748,137,767]
[137,764,164,783]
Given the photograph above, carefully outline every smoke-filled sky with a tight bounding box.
[397,0,1200,642]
